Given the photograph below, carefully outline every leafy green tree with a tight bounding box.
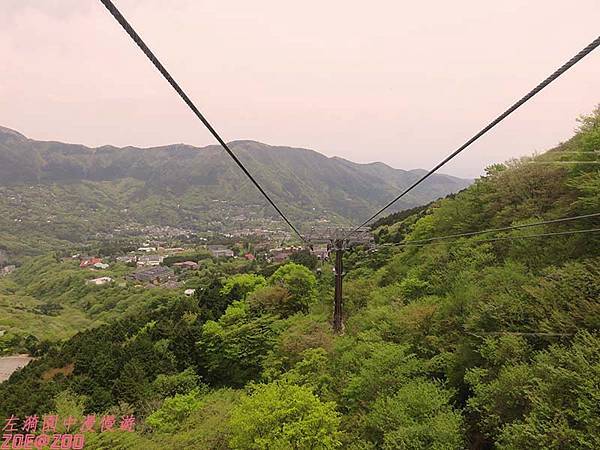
[366,380,464,449]
[152,368,203,399]
[465,364,534,438]
[248,285,299,318]
[229,382,342,449]
[269,262,317,314]
[146,389,204,433]
[281,348,334,398]
[571,170,600,211]
[289,249,318,270]
[398,276,431,302]
[338,341,423,411]
[46,390,87,433]
[199,301,282,386]
[525,259,600,333]
[497,332,600,449]
[196,278,229,321]
[112,359,150,407]
[261,315,334,381]
[221,273,267,300]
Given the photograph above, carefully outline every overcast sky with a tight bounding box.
[1,0,598,178]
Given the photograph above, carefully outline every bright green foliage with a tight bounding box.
[268,262,317,313]
[398,276,431,301]
[247,285,295,317]
[51,390,86,432]
[338,340,423,410]
[221,273,267,300]
[467,332,600,449]
[343,278,375,314]
[152,367,203,398]
[0,109,599,449]
[525,260,600,333]
[108,389,240,449]
[281,348,334,397]
[229,382,342,449]
[200,301,283,385]
[146,389,204,433]
[84,430,156,450]
[366,380,463,449]
[261,314,334,381]
[466,364,534,437]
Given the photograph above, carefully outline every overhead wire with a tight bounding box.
[526,161,600,164]
[382,212,600,246]
[98,0,306,242]
[382,227,600,249]
[350,34,600,234]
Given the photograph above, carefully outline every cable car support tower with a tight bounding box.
[306,227,373,333]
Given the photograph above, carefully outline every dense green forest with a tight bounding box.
[0,108,599,449]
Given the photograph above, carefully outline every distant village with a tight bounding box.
[69,239,330,293]
[0,219,334,289]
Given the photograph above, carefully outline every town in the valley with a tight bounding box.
[0,224,332,294]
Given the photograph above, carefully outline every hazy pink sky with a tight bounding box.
[1,0,598,177]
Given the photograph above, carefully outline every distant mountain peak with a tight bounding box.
[228,139,270,147]
[0,126,27,139]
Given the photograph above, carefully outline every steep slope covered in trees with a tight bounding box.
[0,109,598,449]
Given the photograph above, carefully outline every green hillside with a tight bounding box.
[0,127,470,260]
[0,108,598,449]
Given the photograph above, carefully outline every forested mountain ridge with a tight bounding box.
[0,128,467,209]
[0,126,470,259]
[0,126,466,195]
[0,108,598,449]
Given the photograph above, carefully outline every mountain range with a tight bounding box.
[0,126,470,257]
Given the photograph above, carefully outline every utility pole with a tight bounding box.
[333,238,345,333]
[306,227,372,333]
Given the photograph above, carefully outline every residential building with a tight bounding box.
[87,276,113,286]
[173,261,199,270]
[116,255,137,264]
[80,257,102,268]
[208,245,234,258]
[137,255,164,267]
[127,266,175,284]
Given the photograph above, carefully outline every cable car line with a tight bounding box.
[98,0,306,242]
[381,226,600,249]
[349,34,600,235]
[380,212,600,246]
